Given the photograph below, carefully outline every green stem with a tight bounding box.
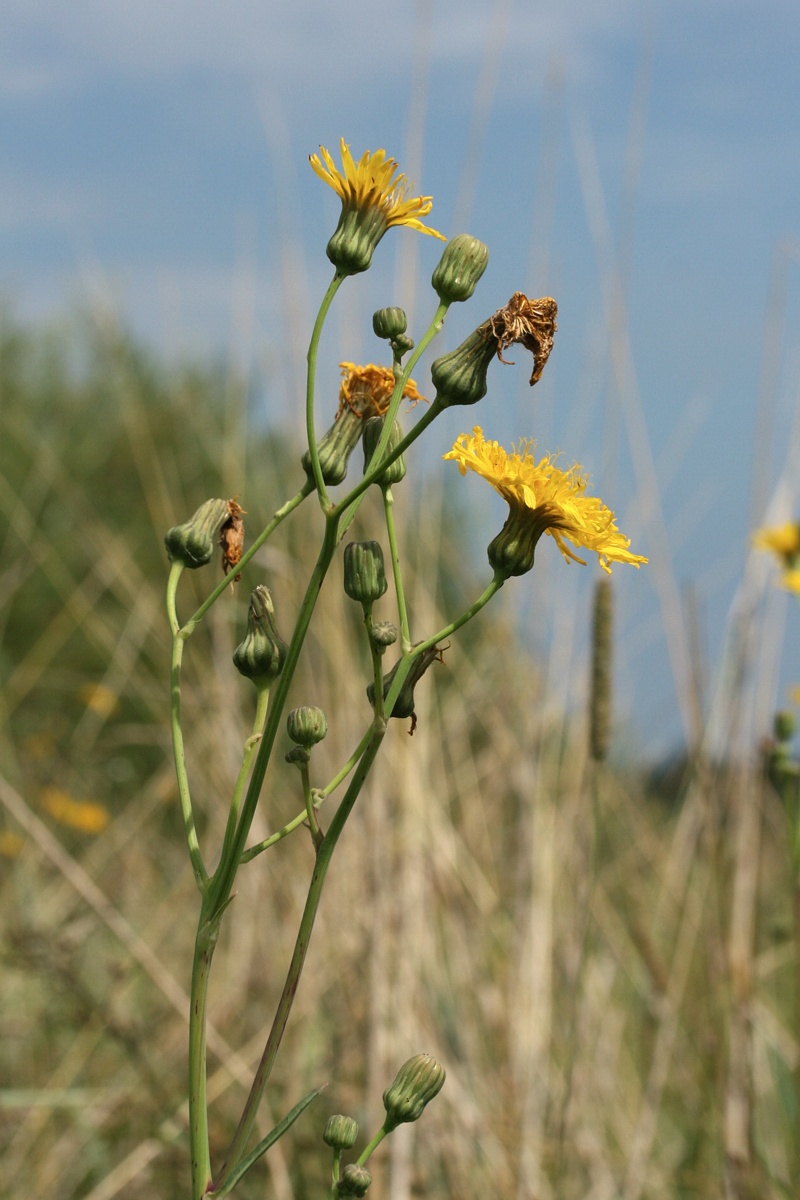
[167,562,208,890]
[300,761,323,849]
[181,484,312,636]
[216,686,270,871]
[189,905,220,1200]
[382,484,411,652]
[240,727,375,862]
[357,1124,389,1166]
[413,571,505,658]
[333,303,449,533]
[206,514,340,920]
[306,272,347,508]
[213,723,388,1189]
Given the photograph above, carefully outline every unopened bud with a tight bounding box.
[372,307,407,340]
[363,416,406,486]
[232,586,288,688]
[430,325,497,409]
[370,621,398,648]
[336,1164,372,1197]
[344,541,388,605]
[323,1114,359,1151]
[382,1053,445,1132]
[431,234,489,304]
[285,745,311,768]
[287,706,328,749]
[165,499,230,569]
[302,410,366,487]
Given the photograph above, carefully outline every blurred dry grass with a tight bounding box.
[1,309,798,1200]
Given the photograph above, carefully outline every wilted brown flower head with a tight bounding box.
[489,292,558,385]
[221,498,246,579]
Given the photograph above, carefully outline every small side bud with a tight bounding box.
[232,586,288,688]
[370,621,398,648]
[287,706,328,749]
[390,333,415,358]
[372,307,407,340]
[382,1053,445,1132]
[336,1164,372,1197]
[165,499,231,568]
[363,416,406,487]
[430,326,497,409]
[285,745,311,768]
[323,1114,359,1151]
[344,541,388,605]
[431,234,489,304]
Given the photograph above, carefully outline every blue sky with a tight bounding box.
[4,0,800,757]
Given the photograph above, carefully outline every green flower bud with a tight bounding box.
[775,710,796,744]
[323,1114,359,1151]
[430,324,497,409]
[391,333,415,358]
[382,1053,445,1132]
[232,586,288,687]
[336,1164,372,1197]
[486,504,542,578]
[287,706,328,748]
[285,745,311,768]
[363,416,406,487]
[370,621,398,648]
[373,307,407,340]
[302,409,367,487]
[344,541,388,605]
[431,234,489,304]
[165,499,231,568]
[367,645,442,721]
[326,204,388,276]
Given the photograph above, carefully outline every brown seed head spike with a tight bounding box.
[489,292,558,385]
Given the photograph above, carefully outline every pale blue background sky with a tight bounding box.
[4,0,800,757]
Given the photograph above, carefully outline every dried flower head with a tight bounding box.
[489,292,558,385]
[221,498,246,579]
[338,362,425,417]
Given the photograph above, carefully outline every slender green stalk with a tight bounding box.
[357,1125,389,1165]
[299,760,323,849]
[334,302,449,532]
[206,515,340,920]
[306,271,347,508]
[167,561,208,890]
[412,572,505,658]
[182,483,313,636]
[213,723,388,1190]
[382,484,411,651]
[216,686,271,871]
[189,905,221,1200]
[239,725,374,861]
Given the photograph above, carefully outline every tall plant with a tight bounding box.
[165,138,647,1199]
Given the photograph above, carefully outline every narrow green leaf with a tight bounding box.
[209,1084,326,1198]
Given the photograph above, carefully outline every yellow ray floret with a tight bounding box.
[310,139,445,240]
[753,521,800,592]
[444,426,648,575]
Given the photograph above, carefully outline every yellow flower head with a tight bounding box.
[337,362,425,418]
[444,426,648,578]
[40,787,110,835]
[753,522,800,592]
[310,139,445,275]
